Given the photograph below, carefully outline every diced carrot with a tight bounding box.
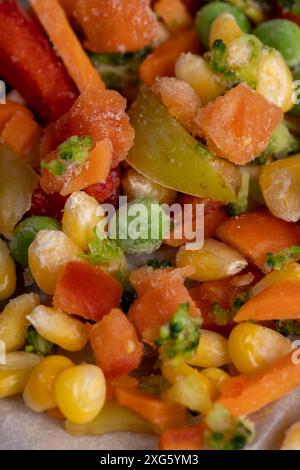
[159,424,205,450]
[216,210,300,270]
[234,280,300,322]
[74,0,158,53]
[218,350,300,416]
[0,101,32,133]
[30,0,105,92]
[115,387,186,432]
[128,266,201,343]
[1,110,40,157]
[107,376,139,400]
[154,0,192,31]
[59,0,76,17]
[140,28,201,86]
[86,309,143,379]
[195,84,283,165]
[53,260,123,322]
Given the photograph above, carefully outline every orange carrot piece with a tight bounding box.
[1,110,39,157]
[0,101,32,133]
[216,210,300,270]
[159,424,205,450]
[140,29,201,86]
[59,0,76,17]
[107,376,139,400]
[29,0,105,92]
[235,280,300,322]
[154,0,192,31]
[115,387,186,432]
[217,350,300,416]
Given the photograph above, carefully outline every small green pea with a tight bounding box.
[109,197,169,256]
[254,19,300,67]
[195,1,250,49]
[9,216,61,267]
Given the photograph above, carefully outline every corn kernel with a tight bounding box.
[188,330,231,368]
[23,355,74,412]
[281,421,300,450]
[257,49,294,113]
[209,13,243,49]
[251,262,300,297]
[0,293,40,352]
[28,230,83,294]
[0,239,16,300]
[201,367,230,392]
[228,322,291,376]
[259,155,300,223]
[62,191,106,251]
[175,53,227,105]
[27,305,88,352]
[55,364,106,424]
[176,239,248,282]
[0,351,40,399]
[161,362,195,384]
[122,168,177,205]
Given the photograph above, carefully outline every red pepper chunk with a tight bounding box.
[86,308,143,379]
[53,260,123,321]
[0,1,77,123]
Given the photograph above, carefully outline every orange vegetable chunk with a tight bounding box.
[74,0,158,53]
[154,0,192,31]
[216,210,300,270]
[195,84,283,165]
[1,111,39,157]
[0,101,32,133]
[159,424,205,450]
[86,308,143,379]
[128,266,201,342]
[53,260,123,322]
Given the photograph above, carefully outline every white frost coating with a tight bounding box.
[64,191,99,226]
[31,230,77,269]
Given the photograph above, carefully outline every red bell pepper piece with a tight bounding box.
[0,0,77,123]
[85,166,121,205]
[53,260,123,321]
[28,185,67,221]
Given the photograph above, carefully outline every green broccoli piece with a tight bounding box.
[227,172,250,216]
[113,271,137,313]
[212,303,231,326]
[255,123,300,164]
[231,291,250,314]
[275,320,300,337]
[81,228,124,266]
[155,303,201,362]
[265,245,300,272]
[139,374,170,395]
[25,326,54,356]
[147,259,172,269]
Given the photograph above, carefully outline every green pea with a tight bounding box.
[254,19,300,67]
[9,216,61,267]
[109,197,169,256]
[195,1,250,49]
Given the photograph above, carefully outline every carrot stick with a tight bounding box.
[159,424,205,450]
[140,29,201,86]
[216,210,300,271]
[0,101,32,133]
[217,350,300,416]
[115,387,186,432]
[154,0,192,31]
[29,0,105,92]
[1,110,40,157]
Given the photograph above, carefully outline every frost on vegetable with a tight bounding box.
[265,245,300,273]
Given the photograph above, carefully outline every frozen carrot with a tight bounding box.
[140,29,201,86]
[159,424,205,450]
[216,210,300,270]
[154,0,192,31]
[29,0,105,92]
[218,350,300,416]
[1,110,40,157]
[0,101,32,133]
[115,387,186,432]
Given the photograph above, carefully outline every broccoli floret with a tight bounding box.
[265,245,300,272]
[227,172,250,216]
[255,123,300,164]
[139,374,170,395]
[275,320,300,337]
[25,326,54,356]
[231,291,250,314]
[81,228,124,266]
[155,303,201,362]
[147,259,172,269]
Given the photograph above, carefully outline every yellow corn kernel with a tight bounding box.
[0,293,40,352]
[187,330,231,368]
[27,305,88,352]
[55,364,106,424]
[176,239,248,282]
[256,49,294,112]
[0,239,16,300]
[62,191,106,251]
[228,322,291,376]
[122,168,177,205]
[175,53,226,105]
[251,262,300,297]
[28,230,83,295]
[201,367,230,392]
[281,421,300,450]
[23,355,74,412]
[209,13,243,49]
[259,155,300,223]
[0,351,40,398]
[161,362,196,384]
